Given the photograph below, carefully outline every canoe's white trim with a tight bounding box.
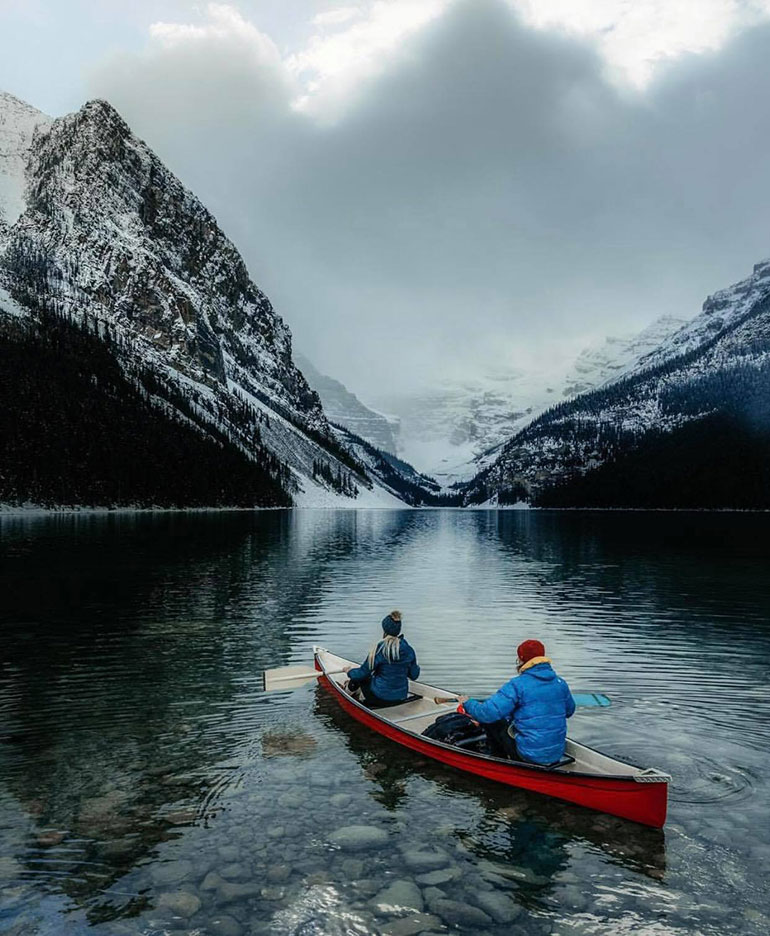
[391,703,459,724]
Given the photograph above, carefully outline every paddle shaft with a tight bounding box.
[434,693,610,708]
[266,664,610,708]
[263,666,346,691]
[275,669,345,683]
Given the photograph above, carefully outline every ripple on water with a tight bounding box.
[669,756,755,807]
[602,741,756,806]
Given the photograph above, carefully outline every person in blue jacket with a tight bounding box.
[344,611,420,707]
[458,639,575,765]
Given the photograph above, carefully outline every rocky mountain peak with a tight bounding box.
[4,96,322,424]
[0,90,51,228]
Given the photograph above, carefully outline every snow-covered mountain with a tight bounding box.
[561,316,687,396]
[464,260,770,508]
[374,316,685,485]
[295,354,399,455]
[0,92,51,230]
[0,92,421,508]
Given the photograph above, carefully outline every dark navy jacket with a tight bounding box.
[464,660,575,765]
[347,637,420,701]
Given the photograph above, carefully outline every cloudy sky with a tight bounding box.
[3,0,770,398]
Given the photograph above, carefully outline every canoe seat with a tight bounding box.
[546,754,576,769]
[364,693,422,710]
[514,754,575,770]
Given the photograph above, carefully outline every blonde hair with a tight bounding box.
[366,611,404,668]
[367,634,402,668]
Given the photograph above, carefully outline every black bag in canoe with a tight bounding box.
[422,712,489,752]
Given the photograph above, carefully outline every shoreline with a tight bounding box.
[2,503,770,516]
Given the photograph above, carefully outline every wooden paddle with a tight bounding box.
[263,667,610,708]
[263,666,345,691]
[435,693,610,707]
[264,666,457,704]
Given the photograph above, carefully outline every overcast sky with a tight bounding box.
[3,0,770,398]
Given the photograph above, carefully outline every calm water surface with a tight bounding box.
[1,509,769,935]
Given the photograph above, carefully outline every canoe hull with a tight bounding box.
[316,661,668,828]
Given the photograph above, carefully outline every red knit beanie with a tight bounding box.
[517,639,545,663]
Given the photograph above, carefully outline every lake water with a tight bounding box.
[1,509,769,936]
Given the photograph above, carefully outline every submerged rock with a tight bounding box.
[217,881,262,903]
[402,848,450,872]
[371,880,424,915]
[478,859,546,886]
[260,886,285,901]
[266,864,291,884]
[329,793,352,808]
[473,890,521,924]
[330,825,389,852]
[354,878,382,896]
[429,898,492,927]
[421,887,446,905]
[261,731,317,758]
[340,858,366,878]
[380,913,444,936]
[218,845,241,862]
[36,830,66,847]
[151,860,194,885]
[277,791,304,809]
[415,868,460,886]
[201,871,224,891]
[157,890,201,918]
[208,913,244,936]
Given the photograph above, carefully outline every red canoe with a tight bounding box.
[314,647,670,828]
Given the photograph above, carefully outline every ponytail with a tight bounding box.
[367,634,401,668]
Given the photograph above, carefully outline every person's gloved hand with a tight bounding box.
[456,695,480,724]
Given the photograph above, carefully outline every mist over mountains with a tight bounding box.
[370,316,687,484]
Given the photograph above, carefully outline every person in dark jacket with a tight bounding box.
[345,611,420,706]
[458,639,575,764]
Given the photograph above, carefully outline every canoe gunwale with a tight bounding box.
[313,647,669,785]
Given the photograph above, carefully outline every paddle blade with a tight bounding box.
[263,666,321,691]
[573,692,611,708]
[263,665,347,691]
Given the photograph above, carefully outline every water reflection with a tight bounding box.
[1,509,769,935]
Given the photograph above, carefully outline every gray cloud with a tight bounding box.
[88,0,770,399]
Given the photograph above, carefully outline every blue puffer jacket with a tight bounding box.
[348,637,420,701]
[464,660,575,765]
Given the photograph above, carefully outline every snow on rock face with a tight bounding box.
[296,354,399,455]
[562,316,687,396]
[0,92,51,229]
[628,261,770,373]
[466,260,770,503]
